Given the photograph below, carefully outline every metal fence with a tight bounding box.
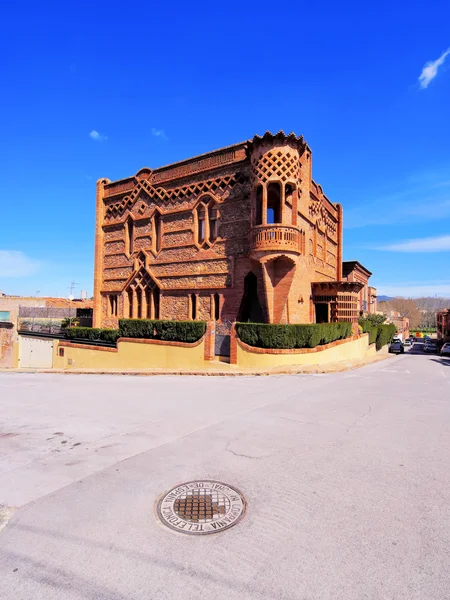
[18,306,93,335]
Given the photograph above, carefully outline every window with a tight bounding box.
[197,206,206,243]
[267,182,281,224]
[126,218,134,255]
[190,293,197,320]
[153,212,162,253]
[0,311,11,322]
[255,185,263,225]
[128,289,133,318]
[196,197,220,247]
[209,205,219,241]
[136,289,142,319]
[109,295,118,317]
[213,293,220,321]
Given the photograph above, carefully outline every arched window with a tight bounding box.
[213,293,220,320]
[153,288,160,319]
[197,206,206,243]
[195,197,220,247]
[128,289,133,318]
[190,293,197,320]
[125,269,160,320]
[209,205,219,241]
[126,218,134,255]
[255,185,263,225]
[109,295,118,317]
[153,212,162,253]
[267,182,281,224]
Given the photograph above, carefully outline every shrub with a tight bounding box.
[118,319,206,343]
[375,323,397,350]
[65,327,119,343]
[235,322,352,349]
[359,319,378,345]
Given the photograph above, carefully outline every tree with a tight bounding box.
[363,314,386,326]
[380,297,422,329]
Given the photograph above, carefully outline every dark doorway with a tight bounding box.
[315,303,329,324]
[238,272,264,322]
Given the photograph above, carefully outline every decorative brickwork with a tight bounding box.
[94,131,366,333]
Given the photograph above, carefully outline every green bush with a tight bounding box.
[375,323,397,350]
[235,322,352,349]
[65,327,119,343]
[118,319,206,343]
[359,319,378,345]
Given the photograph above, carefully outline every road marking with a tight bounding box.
[379,368,410,374]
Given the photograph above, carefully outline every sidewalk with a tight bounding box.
[0,349,393,376]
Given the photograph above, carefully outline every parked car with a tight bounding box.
[440,343,450,357]
[389,340,404,354]
[424,342,437,353]
[404,339,412,346]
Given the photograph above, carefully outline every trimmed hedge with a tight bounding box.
[359,319,378,345]
[235,322,352,350]
[65,320,206,344]
[359,320,397,350]
[65,327,119,343]
[118,319,206,343]
[376,323,397,350]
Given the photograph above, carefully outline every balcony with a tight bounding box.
[251,224,300,255]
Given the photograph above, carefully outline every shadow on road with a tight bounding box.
[430,357,450,367]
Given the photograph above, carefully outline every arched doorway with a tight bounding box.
[238,272,264,322]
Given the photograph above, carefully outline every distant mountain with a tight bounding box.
[377,295,393,302]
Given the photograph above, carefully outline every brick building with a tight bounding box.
[0,292,92,368]
[342,261,377,315]
[94,131,365,330]
[437,309,450,341]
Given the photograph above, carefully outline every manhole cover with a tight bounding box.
[156,480,246,535]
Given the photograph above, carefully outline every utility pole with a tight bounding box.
[68,281,79,298]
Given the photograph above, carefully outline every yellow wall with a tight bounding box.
[236,334,370,369]
[53,337,205,370]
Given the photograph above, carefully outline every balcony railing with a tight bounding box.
[251,224,300,253]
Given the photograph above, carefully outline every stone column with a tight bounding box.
[262,185,268,225]
[141,289,147,320]
[132,289,139,319]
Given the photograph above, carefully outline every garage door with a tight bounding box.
[19,336,54,368]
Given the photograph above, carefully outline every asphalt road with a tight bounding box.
[1,348,449,600]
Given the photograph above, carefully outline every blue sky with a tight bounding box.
[1,0,449,298]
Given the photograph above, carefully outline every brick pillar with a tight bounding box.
[141,290,147,320]
[203,321,215,361]
[292,188,298,226]
[132,289,138,319]
[229,323,238,365]
[93,178,110,327]
[262,185,268,225]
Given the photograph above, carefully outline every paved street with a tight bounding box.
[1,350,450,600]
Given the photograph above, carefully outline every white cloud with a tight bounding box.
[151,128,168,141]
[377,235,450,252]
[418,48,450,89]
[89,130,108,142]
[0,251,41,277]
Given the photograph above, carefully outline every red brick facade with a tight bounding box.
[342,261,377,315]
[437,309,450,341]
[94,131,362,329]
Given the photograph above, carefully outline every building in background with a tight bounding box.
[384,310,410,341]
[342,261,377,315]
[94,131,367,330]
[437,309,450,342]
[0,291,92,368]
